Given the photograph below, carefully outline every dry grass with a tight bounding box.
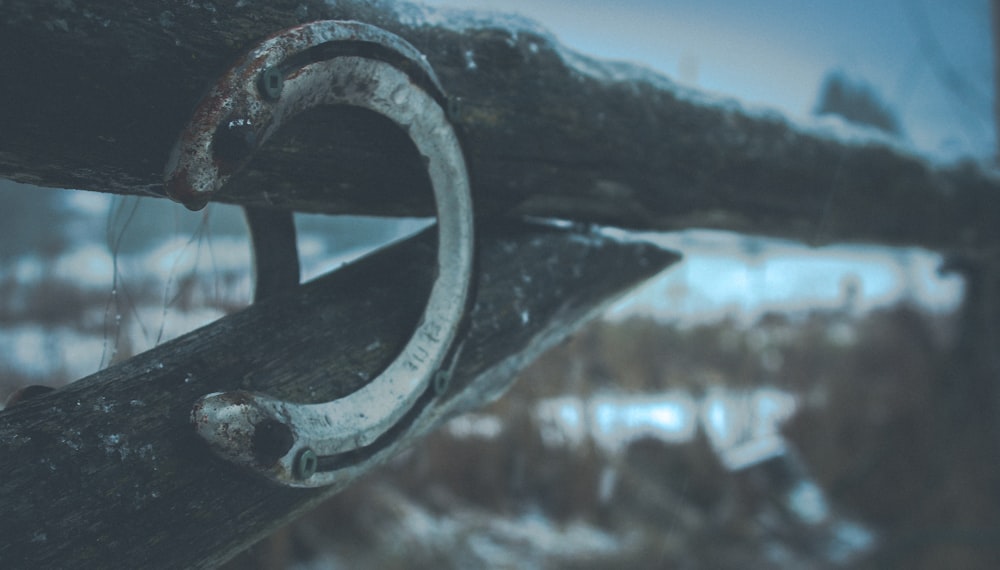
[226,304,1000,569]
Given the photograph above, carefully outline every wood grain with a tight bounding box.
[0,222,679,569]
[0,0,996,252]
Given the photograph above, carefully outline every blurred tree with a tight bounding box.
[814,71,902,135]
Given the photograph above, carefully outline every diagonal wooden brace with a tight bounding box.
[0,221,679,569]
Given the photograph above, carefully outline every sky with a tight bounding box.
[0,8,981,559]
[417,0,990,320]
[423,0,995,161]
[0,1,991,384]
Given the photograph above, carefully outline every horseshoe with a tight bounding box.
[163,21,474,487]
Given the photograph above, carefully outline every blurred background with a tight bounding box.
[2,0,998,568]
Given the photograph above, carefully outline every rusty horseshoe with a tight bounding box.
[163,20,474,487]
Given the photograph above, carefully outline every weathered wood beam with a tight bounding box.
[0,221,679,569]
[2,0,997,252]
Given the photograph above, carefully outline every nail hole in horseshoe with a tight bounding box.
[294,448,318,480]
[252,418,294,467]
[258,66,284,100]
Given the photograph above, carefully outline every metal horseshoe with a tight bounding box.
[163,21,474,487]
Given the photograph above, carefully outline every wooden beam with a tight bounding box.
[1,0,997,252]
[0,221,679,569]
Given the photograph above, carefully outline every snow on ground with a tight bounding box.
[2,1,984,385]
[0,5,987,566]
[603,230,964,327]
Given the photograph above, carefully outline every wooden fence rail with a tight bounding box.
[1,1,997,567]
[0,222,678,568]
[1,0,997,252]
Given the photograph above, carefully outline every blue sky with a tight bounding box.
[0,2,988,386]
[418,0,987,319]
[425,0,995,160]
